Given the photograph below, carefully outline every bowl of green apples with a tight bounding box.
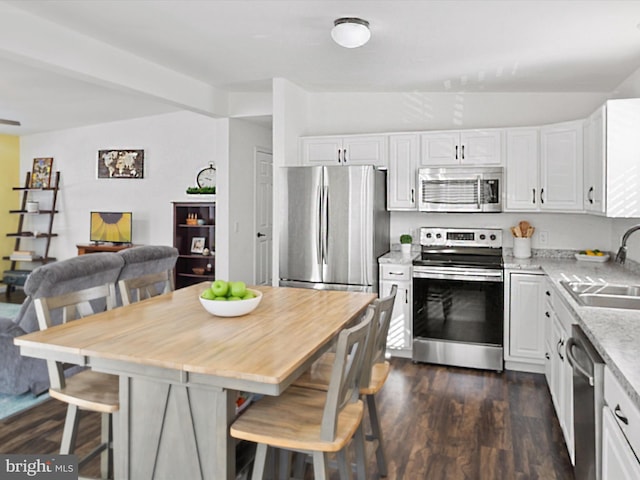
[199,280,262,317]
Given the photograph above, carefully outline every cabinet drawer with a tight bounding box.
[605,367,640,459]
[380,264,411,281]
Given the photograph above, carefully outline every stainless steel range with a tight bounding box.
[412,227,504,371]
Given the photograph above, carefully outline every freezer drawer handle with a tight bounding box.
[565,337,594,386]
[614,404,629,425]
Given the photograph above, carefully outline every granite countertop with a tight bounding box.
[378,247,420,265]
[506,254,640,410]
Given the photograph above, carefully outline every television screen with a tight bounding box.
[90,212,132,244]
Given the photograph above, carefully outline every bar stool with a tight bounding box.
[35,283,120,479]
[230,306,375,480]
[294,285,397,477]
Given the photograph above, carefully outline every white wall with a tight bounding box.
[19,111,222,262]
[304,92,609,134]
[272,78,309,285]
[391,212,613,252]
[228,118,272,283]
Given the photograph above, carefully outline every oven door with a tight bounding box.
[412,266,504,371]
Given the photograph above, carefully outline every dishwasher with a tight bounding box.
[566,324,605,480]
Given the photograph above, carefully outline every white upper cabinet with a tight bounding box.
[300,134,388,167]
[539,120,584,211]
[587,98,640,218]
[505,128,539,211]
[420,129,502,166]
[583,106,606,214]
[388,134,419,210]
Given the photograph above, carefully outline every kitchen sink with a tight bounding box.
[559,280,640,310]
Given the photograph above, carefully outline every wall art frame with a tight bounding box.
[98,149,144,179]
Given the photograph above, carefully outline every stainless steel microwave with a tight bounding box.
[418,166,503,213]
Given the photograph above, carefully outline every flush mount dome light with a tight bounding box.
[331,17,370,48]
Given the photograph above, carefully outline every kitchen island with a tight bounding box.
[15,283,375,480]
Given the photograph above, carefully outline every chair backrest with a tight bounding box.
[356,285,397,389]
[18,253,125,334]
[320,305,374,441]
[34,283,117,390]
[116,245,178,305]
[118,271,174,306]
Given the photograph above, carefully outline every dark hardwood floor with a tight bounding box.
[0,359,574,480]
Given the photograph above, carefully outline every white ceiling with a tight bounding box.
[1,0,640,135]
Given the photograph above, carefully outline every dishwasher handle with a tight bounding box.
[566,337,594,387]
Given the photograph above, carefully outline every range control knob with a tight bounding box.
[426,233,432,238]
[479,234,486,240]
[436,233,442,239]
[490,234,496,241]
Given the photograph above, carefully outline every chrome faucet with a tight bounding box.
[615,224,640,264]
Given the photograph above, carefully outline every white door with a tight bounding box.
[300,137,341,165]
[342,135,388,167]
[505,128,539,211]
[509,273,545,361]
[419,132,460,166]
[460,130,503,165]
[388,134,418,210]
[254,149,273,285]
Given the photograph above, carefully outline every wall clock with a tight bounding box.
[196,163,217,188]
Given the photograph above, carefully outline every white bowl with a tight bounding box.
[199,289,262,317]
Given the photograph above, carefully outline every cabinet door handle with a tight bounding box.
[532,188,536,204]
[546,291,551,297]
[461,145,465,160]
[337,149,342,164]
[545,352,550,360]
[614,404,629,425]
[540,188,545,204]
[388,272,404,276]
[411,188,415,204]
[405,288,409,304]
[545,311,550,318]
[343,148,347,164]
[455,145,459,160]
[588,186,594,204]
[557,339,564,360]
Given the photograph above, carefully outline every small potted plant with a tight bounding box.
[400,234,413,255]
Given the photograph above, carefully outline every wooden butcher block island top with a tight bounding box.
[16,283,376,392]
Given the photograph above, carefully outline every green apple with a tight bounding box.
[230,281,247,298]
[242,291,255,300]
[201,288,216,300]
[212,296,227,301]
[211,279,229,297]
[227,296,242,301]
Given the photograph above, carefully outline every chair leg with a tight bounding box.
[367,393,388,477]
[100,413,111,479]
[311,451,329,480]
[353,422,367,480]
[292,452,307,478]
[278,449,292,480]
[251,443,269,480]
[337,447,353,480]
[60,404,81,455]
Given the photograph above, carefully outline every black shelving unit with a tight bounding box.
[172,201,215,289]
[2,171,60,290]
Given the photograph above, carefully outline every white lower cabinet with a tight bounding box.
[545,279,575,464]
[602,406,640,480]
[379,263,412,358]
[507,272,546,366]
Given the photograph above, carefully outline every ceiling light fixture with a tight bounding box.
[331,17,370,48]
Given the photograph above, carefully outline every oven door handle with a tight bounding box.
[413,268,503,282]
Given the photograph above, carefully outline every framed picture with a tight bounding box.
[98,149,144,179]
[191,237,206,254]
[30,157,54,188]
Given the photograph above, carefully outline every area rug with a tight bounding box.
[0,302,21,320]
[0,392,50,420]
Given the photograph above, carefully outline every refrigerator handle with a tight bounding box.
[316,185,323,265]
[322,186,329,264]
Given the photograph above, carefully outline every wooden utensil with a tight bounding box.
[519,221,530,236]
[511,226,520,238]
[526,226,535,238]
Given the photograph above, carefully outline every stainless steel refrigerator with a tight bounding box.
[279,165,389,292]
